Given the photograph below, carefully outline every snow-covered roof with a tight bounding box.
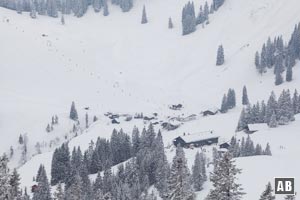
[202,107,219,113]
[247,123,269,131]
[179,131,219,143]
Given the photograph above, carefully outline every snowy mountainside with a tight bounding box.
[1,0,300,199]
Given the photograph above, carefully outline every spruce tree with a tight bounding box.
[166,145,194,200]
[70,101,78,120]
[192,151,205,191]
[168,17,173,29]
[286,63,293,82]
[242,86,249,105]
[154,131,169,198]
[61,15,65,25]
[259,182,275,200]
[275,68,283,85]
[220,94,228,113]
[263,143,272,156]
[205,152,244,200]
[33,165,52,200]
[10,168,21,199]
[103,0,109,16]
[269,112,278,128]
[0,154,12,200]
[141,5,148,24]
[65,172,83,200]
[216,45,225,65]
[85,113,89,128]
[53,182,64,200]
[255,51,261,72]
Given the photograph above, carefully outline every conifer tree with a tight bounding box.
[103,0,109,16]
[192,152,205,191]
[141,5,148,24]
[269,112,278,128]
[33,165,52,200]
[10,168,21,199]
[61,15,65,25]
[227,89,236,109]
[70,101,78,120]
[65,172,83,200]
[30,1,37,18]
[154,131,169,198]
[85,113,89,128]
[259,182,275,200]
[216,45,225,65]
[53,182,64,200]
[205,152,244,200]
[168,17,173,29]
[242,86,249,105]
[255,51,261,72]
[0,154,12,200]
[166,145,194,200]
[22,187,31,200]
[220,94,228,113]
[263,143,272,156]
[286,63,293,82]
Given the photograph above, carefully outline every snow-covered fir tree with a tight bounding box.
[0,154,12,200]
[61,14,65,25]
[242,85,249,105]
[10,168,21,199]
[168,17,173,29]
[269,112,278,128]
[70,101,78,120]
[33,164,52,200]
[192,151,206,191]
[103,0,109,16]
[216,45,225,65]
[205,152,244,200]
[220,94,228,113]
[141,5,148,24]
[53,182,64,200]
[166,145,195,200]
[259,182,275,200]
[263,143,272,156]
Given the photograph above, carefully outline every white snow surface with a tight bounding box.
[1,0,300,199]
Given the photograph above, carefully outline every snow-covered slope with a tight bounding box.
[1,0,300,198]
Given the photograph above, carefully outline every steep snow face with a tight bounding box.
[1,0,300,152]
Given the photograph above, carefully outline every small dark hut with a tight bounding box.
[173,132,219,148]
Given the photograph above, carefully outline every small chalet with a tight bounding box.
[202,108,219,117]
[219,142,230,149]
[173,131,219,148]
[244,123,269,134]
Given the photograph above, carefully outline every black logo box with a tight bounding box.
[275,178,295,195]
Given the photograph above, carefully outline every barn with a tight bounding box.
[173,131,219,148]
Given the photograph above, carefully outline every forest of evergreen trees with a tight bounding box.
[181,0,225,35]
[255,23,300,85]
[0,0,133,19]
[237,89,300,131]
